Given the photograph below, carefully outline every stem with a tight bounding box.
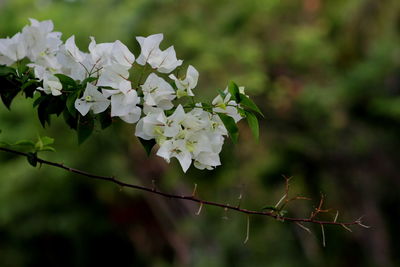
[0,146,364,227]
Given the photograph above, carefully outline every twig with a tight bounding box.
[0,147,364,227]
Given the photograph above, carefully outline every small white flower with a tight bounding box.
[212,89,243,123]
[96,64,132,94]
[136,33,182,73]
[37,74,62,96]
[65,35,84,63]
[136,33,163,65]
[169,65,199,97]
[141,73,176,110]
[156,139,192,173]
[103,89,141,124]
[75,83,110,116]
[88,37,135,68]
[0,33,27,64]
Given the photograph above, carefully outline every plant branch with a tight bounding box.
[0,146,366,227]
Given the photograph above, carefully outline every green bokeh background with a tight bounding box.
[1,0,400,266]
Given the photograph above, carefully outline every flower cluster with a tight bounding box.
[0,19,261,172]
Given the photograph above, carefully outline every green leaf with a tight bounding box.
[66,91,79,116]
[55,74,77,88]
[245,111,259,142]
[239,93,264,117]
[138,137,156,156]
[14,140,36,150]
[63,109,78,130]
[21,79,40,98]
[39,146,56,152]
[0,76,21,109]
[98,111,112,130]
[228,81,241,102]
[40,136,54,146]
[81,76,98,85]
[26,152,38,167]
[77,114,94,144]
[217,88,227,99]
[261,206,278,211]
[0,65,17,77]
[217,113,239,144]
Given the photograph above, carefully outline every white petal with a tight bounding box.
[75,99,91,116]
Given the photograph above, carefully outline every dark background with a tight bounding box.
[0,0,399,266]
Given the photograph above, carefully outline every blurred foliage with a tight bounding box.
[1,0,400,266]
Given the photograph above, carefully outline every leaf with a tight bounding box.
[39,146,56,152]
[239,93,264,117]
[55,73,77,88]
[77,114,94,144]
[138,137,156,156]
[40,136,54,146]
[81,76,98,85]
[26,152,38,167]
[228,81,241,102]
[14,140,36,150]
[217,88,227,99]
[66,91,79,116]
[98,111,112,130]
[0,76,21,109]
[63,109,78,130]
[22,79,40,98]
[245,111,259,142]
[261,206,278,211]
[0,65,17,77]
[217,113,239,144]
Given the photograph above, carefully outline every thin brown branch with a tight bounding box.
[0,146,364,227]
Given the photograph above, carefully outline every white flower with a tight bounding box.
[75,83,110,116]
[88,37,135,68]
[0,33,27,65]
[212,89,243,123]
[157,139,192,172]
[141,73,176,110]
[37,74,62,96]
[194,152,221,170]
[22,18,62,61]
[96,64,132,93]
[169,65,199,97]
[135,109,167,140]
[148,46,183,73]
[103,89,141,124]
[65,35,84,63]
[136,33,182,73]
[136,33,163,65]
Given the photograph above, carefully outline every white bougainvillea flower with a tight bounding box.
[75,83,110,116]
[103,89,141,124]
[0,33,27,65]
[156,139,192,172]
[136,33,163,65]
[141,73,176,110]
[136,33,182,73]
[194,152,221,170]
[22,18,62,61]
[163,105,185,137]
[65,35,84,63]
[88,37,135,68]
[169,65,199,97]
[135,109,167,140]
[36,74,62,96]
[147,46,183,73]
[212,89,243,123]
[96,64,132,93]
